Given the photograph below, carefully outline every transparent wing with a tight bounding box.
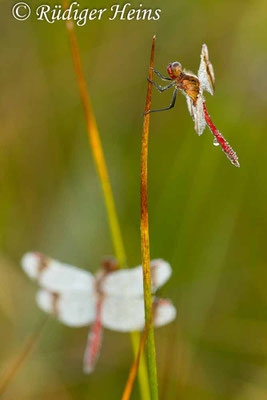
[186,95,194,119]
[194,94,207,136]
[102,259,171,297]
[102,297,176,332]
[198,43,215,95]
[186,94,206,136]
[21,252,95,293]
[36,289,96,327]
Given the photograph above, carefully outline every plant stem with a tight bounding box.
[121,317,152,400]
[129,332,150,400]
[64,19,126,268]
[0,317,47,396]
[140,36,158,399]
[63,5,150,400]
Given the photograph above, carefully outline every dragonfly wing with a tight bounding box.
[102,259,172,297]
[194,95,207,136]
[153,298,177,327]
[150,259,172,290]
[187,94,206,136]
[198,43,215,95]
[22,252,95,293]
[36,289,96,327]
[186,95,194,119]
[101,297,176,332]
[102,297,144,331]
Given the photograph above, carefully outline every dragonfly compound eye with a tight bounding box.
[167,62,182,79]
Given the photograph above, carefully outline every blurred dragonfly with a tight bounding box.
[147,44,240,167]
[21,253,176,373]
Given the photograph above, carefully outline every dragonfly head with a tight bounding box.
[167,62,182,79]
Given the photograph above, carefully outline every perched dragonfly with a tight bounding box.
[21,252,176,373]
[147,44,240,167]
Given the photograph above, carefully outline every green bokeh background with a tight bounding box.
[1,0,267,399]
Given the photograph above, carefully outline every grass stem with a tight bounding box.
[140,35,159,400]
[121,317,152,400]
[64,18,126,268]
[63,4,150,399]
[0,317,47,396]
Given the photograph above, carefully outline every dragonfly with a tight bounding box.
[146,44,240,167]
[21,252,176,373]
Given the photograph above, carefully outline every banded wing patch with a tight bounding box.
[36,289,96,327]
[22,252,95,293]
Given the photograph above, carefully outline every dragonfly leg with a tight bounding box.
[147,79,175,93]
[151,68,172,81]
[145,88,178,114]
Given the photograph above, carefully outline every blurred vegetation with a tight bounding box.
[1,0,267,398]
